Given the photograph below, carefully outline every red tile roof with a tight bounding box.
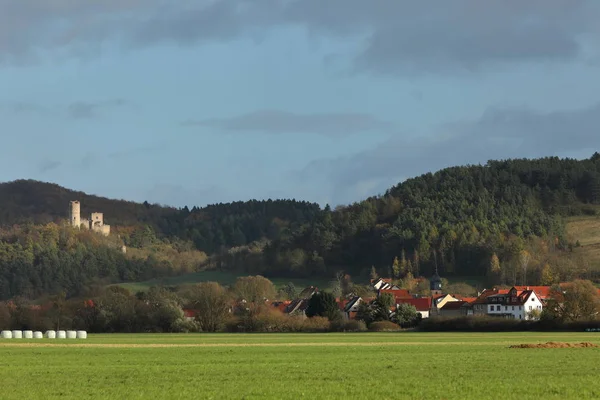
[396,297,432,312]
[380,289,411,298]
[512,286,552,299]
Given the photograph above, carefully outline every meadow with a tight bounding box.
[1,332,599,399]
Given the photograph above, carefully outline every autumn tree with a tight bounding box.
[188,282,231,332]
[232,276,276,303]
[370,266,379,281]
[542,280,600,321]
[392,256,401,279]
[519,250,531,286]
[539,263,555,285]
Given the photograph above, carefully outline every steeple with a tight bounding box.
[430,267,442,296]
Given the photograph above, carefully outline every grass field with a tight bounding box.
[113,270,332,293]
[566,214,600,271]
[1,332,600,399]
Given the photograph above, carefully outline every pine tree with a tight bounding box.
[412,250,420,277]
[400,249,408,277]
[392,256,401,279]
[370,266,379,281]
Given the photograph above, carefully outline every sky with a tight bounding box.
[1,1,600,208]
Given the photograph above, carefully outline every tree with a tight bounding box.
[392,303,421,328]
[489,253,501,275]
[188,282,231,332]
[540,263,555,285]
[232,276,276,303]
[412,250,420,277]
[370,266,379,281]
[392,256,401,279]
[542,280,600,321]
[279,282,298,300]
[305,292,340,321]
[519,250,531,285]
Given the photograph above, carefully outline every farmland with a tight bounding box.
[1,332,600,399]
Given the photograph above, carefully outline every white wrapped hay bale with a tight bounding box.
[33,331,43,339]
[1,330,12,339]
[23,330,33,339]
[57,330,66,339]
[66,330,77,339]
[45,330,56,339]
[12,330,23,339]
[76,330,87,339]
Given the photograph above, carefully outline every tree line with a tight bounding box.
[1,154,600,299]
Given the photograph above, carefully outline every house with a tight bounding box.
[430,294,461,316]
[182,309,197,321]
[298,286,318,299]
[396,297,432,319]
[284,298,310,317]
[471,287,543,320]
[372,278,393,290]
[439,300,470,318]
[342,296,363,320]
[378,288,411,300]
[271,301,291,313]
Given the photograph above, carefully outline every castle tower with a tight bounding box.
[69,201,81,228]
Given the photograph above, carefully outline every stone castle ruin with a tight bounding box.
[69,201,110,236]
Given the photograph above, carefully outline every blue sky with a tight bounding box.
[1,1,600,208]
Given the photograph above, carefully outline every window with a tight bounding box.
[529,306,532,310]
[512,306,515,311]
[504,306,507,311]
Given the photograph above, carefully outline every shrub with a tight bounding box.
[223,311,331,333]
[369,321,401,332]
[330,319,367,332]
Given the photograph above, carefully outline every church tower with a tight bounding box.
[430,270,442,296]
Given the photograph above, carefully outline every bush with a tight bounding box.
[330,319,367,332]
[223,311,331,333]
[369,321,401,332]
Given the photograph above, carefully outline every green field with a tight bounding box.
[113,270,332,293]
[1,332,600,399]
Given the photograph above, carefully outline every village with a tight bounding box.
[180,272,599,326]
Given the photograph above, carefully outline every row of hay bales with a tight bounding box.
[1,330,87,339]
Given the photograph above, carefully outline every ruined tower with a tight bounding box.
[69,201,81,228]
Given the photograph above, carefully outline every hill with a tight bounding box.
[1,154,600,299]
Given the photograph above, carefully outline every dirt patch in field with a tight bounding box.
[510,342,599,349]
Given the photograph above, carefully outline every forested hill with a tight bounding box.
[261,154,600,280]
[1,154,600,296]
[0,179,322,254]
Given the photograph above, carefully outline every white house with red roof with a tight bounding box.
[471,287,543,320]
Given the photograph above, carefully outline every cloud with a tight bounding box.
[295,102,600,205]
[182,110,392,135]
[2,1,599,73]
[37,159,62,173]
[67,98,126,119]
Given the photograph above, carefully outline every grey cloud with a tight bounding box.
[37,159,62,173]
[183,110,392,135]
[2,1,599,73]
[296,102,600,205]
[67,98,126,119]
